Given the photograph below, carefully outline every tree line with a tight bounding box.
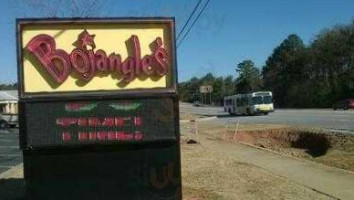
[0,83,17,90]
[179,20,354,108]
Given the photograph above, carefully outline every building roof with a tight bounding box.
[0,90,18,101]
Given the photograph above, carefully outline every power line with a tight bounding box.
[177,0,211,49]
[176,0,203,41]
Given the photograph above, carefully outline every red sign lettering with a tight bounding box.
[26,30,169,84]
[62,132,72,142]
[64,131,144,142]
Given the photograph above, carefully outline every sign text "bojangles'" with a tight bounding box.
[25,30,169,84]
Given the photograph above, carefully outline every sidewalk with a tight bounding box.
[200,136,354,200]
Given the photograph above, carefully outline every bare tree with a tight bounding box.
[12,0,106,18]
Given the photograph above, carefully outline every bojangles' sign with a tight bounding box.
[19,19,175,94]
[26,30,168,84]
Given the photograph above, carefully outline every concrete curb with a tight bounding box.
[0,164,23,179]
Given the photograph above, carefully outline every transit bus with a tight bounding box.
[224,91,274,115]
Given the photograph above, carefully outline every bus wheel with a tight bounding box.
[246,108,252,116]
[264,112,269,115]
[228,109,233,116]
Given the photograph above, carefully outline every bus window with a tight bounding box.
[226,99,231,105]
[263,96,273,104]
[241,97,247,106]
[252,96,263,105]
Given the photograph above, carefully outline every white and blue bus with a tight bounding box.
[224,91,274,115]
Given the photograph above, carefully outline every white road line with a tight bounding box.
[0,139,18,142]
[333,115,349,117]
[0,154,21,157]
[0,146,20,149]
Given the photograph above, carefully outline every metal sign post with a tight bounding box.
[200,85,213,105]
[17,18,181,200]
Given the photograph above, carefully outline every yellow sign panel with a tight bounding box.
[20,19,175,94]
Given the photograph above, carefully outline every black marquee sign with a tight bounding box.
[17,17,181,200]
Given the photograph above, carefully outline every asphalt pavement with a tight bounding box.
[0,129,21,174]
[180,102,354,132]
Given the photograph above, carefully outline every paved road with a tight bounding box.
[180,102,354,132]
[0,129,21,174]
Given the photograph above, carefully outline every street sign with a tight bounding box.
[200,85,213,93]
[17,18,181,200]
[200,85,213,105]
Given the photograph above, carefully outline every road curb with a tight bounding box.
[0,164,23,179]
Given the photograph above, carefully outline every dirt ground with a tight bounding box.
[218,123,354,172]
[183,119,354,172]
[180,119,354,199]
[180,112,203,121]
[180,137,333,200]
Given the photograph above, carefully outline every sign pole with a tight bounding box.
[209,91,212,105]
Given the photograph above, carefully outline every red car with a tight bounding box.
[333,99,354,110]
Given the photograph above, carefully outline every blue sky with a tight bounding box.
[0,0,354,83]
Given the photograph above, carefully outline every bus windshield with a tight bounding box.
[263,96,273,104]
[252,96,273,105]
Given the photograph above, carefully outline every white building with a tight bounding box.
[0,90,18,114]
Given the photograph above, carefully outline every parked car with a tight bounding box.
[193,101,202,107]
[0,113,18,129]
[333,99,354,110]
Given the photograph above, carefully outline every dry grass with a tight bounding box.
[180,112,203,121]
[181,139,334,200]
